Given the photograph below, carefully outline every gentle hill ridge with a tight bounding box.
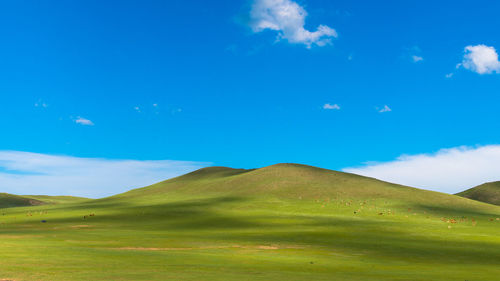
[0,193,44,208]
[115,163,494,212]
[117,162,427,199]
[172,166,253,181]
[25,195,90,205]
[457,181,500,206]
[0,193,89,208]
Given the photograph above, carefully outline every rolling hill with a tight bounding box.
[458,181,500,205]
[117,163,496,214]
[0,193,44,208]
[0,163,499,281]
[0,193,89,209]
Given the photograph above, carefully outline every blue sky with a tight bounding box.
[1,0,500,197]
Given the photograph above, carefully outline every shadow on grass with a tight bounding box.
[406,203,500,218]
[4,195,500,268]
[34,196,264,230]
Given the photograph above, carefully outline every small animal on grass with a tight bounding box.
[41,220,47,223]
[84,214,95,219]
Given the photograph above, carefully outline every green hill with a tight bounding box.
[24,195,90,205]
[0,193,44,208]
[0,163,499,281]
[117,163,494,214]
[0,193,89,209]
[457,181,500,205]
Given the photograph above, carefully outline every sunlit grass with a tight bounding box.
[0,164,499,280]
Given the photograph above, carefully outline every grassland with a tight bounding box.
[0,164,499,280]
[0,193,44,208]
[458,181,500,205]
[0,193,88,208]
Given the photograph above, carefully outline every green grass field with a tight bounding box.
[1,164,499,280]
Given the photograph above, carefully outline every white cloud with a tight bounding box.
[0,151,208,198]
[405,46,423,63]
[460,44,500,74]
[445,73,454,78]
[134,106,141,113]
[249,0,337,48]
[34,100,48,108]
[378,105,392,113]
[412,55,423,63]
[343,145,500,194]
[171,108,182,115]
[323,103,340,110]
[75,117,94,126]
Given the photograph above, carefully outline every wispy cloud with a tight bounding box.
[405,46,423,63]
[459,44,500,74]
[412,55,423,63]
[445,73,454,78]
[34,99,48,108]
[378,105,392,113]
[75,117,94,126]
[343,145,500,194]
[323,103,340,110]
[171,108,182,115]
[0,151,209,198]
[248,0,337,48]
[134,104,160,114]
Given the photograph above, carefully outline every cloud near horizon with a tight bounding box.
[343,145,500,194]
[0,151,208,198]
[249,0,337,48]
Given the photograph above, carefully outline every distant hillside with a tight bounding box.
[0,193,44,208]
[25,195,90,205]
[457,181,500,206]
[0,193,89,208]
[115,163,491,211]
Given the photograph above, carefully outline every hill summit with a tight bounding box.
[457,181,500,206]
[116,163,488,210]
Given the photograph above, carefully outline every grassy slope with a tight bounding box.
[120,164,496,209]
[457,181,500,205]
[0,164,499,281]
[0,193,88,208]
[25,195,90,205]
[0,193,44,208]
